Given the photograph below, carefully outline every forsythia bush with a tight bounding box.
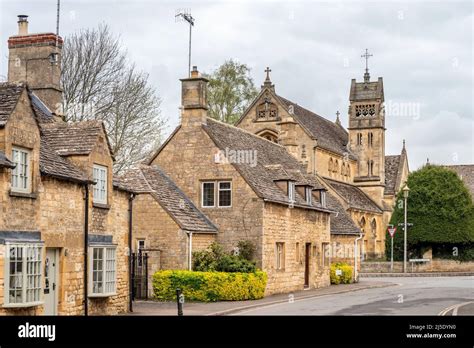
[330,262,353,285]
[153,270,267,302]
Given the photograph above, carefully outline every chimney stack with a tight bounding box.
[180,66,209,127]
[18,15,29,35]
[8,15,63,114]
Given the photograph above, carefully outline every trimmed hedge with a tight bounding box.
[330,262,353,284]
[152,270,267,302]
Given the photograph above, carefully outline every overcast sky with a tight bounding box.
[1,0,472,170]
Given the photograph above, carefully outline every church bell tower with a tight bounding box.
[348,49,386,203]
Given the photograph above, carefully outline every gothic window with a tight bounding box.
[258,130,279,143]
[368,133,373,147]
[355,104,376,117]
[357,133,362,145]
[256,97,278,121]
[329,158,333,174]
[334,160,339,174]
[341,163,345,176]
[367,160,374,176]
[371,218,377,238]
[360,217,366,234]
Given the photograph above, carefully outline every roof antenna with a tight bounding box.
[175,9,195,77]
[49,0,61,65]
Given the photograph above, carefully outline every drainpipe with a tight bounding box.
[128,193,135,312]
[188,232,193,270]
[354,232,363,283]
[83,184,89,316]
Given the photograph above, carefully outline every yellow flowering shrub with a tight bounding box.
[330,262,353,284]
[152,270,267,302]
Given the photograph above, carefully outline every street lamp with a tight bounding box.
[402,184,410,273]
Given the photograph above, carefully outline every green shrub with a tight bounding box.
[152,270,267,302]
[192,241,257,272]
[236,240,256,261]
[330,262,353,285]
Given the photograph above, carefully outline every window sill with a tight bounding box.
[9,191,37,199]
[3,301,43,309]
[88,292,116,298]
[93,203,110,210]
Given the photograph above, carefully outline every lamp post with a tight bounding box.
[402,184,410,273]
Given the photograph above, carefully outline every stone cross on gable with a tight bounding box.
[265,67,271,80]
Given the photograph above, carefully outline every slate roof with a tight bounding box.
[276,95,357,160]
[0,82,24,127]
[30,92,55,124]
[40,120,110,156]
[39,138,89,183]
[118,166,218,233]
[323,177,382,213]
[349,78,384,102]
[203,118,332,212]
[0,151,15,169]
[444,165,474,197]
[385,155,402,195]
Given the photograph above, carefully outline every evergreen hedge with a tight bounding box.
[386,165,474,261]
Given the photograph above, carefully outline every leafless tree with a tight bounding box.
[61,24,166,173]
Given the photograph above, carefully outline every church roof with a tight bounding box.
[276,95,357,160]
[444,165,474,197]
[203,118,333,212]
[349,78,384,102]
[0,82,24,127]
[117,166,218,233]
[384,155,402,195]
[0,151,15,168]
[323,177,382,213]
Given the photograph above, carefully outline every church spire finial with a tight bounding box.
[361,48,373,83]
[335,110,341,126]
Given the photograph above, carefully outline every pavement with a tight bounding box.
[235,276,474,315]
[360,272,474,277]
[129,280,396,316]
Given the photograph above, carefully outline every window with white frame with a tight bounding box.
[4,243,43,307]
[305,187,312,205]
[201,181,232,208]
[288,181,296,203]
[93,164,108,204]
[89,246,116,297]
[218,181,232,207]
[202,182,215,207]
[11,147,31,193]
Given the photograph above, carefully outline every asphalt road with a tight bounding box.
[234,276,474,315]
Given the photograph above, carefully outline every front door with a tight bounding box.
[304,243,311,288]
[44,248,59,315]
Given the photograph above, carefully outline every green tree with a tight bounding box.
[205,60,258,124]
[387,165,474,261]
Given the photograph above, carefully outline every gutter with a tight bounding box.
[354,232,364,282]
[83,183,89,316]
[128,193,135,312]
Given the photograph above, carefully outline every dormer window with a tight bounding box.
[11,147,31,193]
[305,186,312,205]
[93,164,108,204]
[288,181,296,203]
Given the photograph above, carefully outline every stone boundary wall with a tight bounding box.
[361,259,474,273]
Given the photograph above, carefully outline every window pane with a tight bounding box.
[218,188,231,207]
[202,183,215,207]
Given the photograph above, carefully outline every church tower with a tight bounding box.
[348,50,386,204]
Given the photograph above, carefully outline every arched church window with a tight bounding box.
[355,104,376,117]
[368,133,373,147]
[257,130,278,143]
[371,218,377,238]
[334,160,339,173]
[357,133,362,145]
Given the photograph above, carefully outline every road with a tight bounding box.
[234,276,474,315]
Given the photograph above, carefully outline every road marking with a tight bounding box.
[438,301,474,316]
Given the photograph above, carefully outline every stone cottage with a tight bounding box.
[0,16,131,315]
[129,67,336,295]
[235,66,409,260]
